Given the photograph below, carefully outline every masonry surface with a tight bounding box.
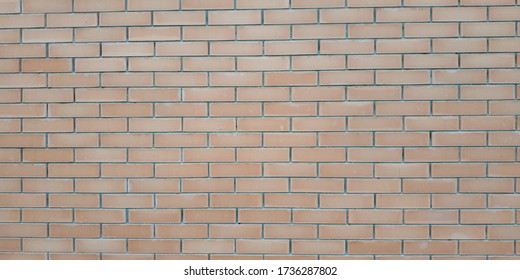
[0,0,519,260]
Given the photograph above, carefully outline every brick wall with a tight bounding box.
[0,0,519,260]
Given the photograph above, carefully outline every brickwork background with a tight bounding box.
[0,0,520,260]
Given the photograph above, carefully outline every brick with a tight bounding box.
[129,89,180,102]
[22,59,72,73]
[237,57,289,71]
[185,209,236,223]
[0,0,19,13]
[265,41,317,55]
[434,38,487,53]
[463,210,515,225]
[47,14,98,27]
[432,226,485,240]
[266,10,317,24]
[210,73,262,87]
[156,73,208,87]
[0,224,47,237]
[49,194,99,208]
[102,164,153,178]
[405,117,459,131]
[236,178,288,192]
[405,241,457,255]
[184,57,234,72]
[265,72,317,86]
[349,55,401,69]
[0,30,20,44]
[23,179,73,193]
[23,0,72,13]
[380,8,429,22]
[129,27,180,41]
[0,194,45,207]
[23,29,72,43]
[128,0,179,11]
[102,194,153,208]
[75,210,125,223]
[183,240,234,254]
[211,42,261,56]
[349,210,402,224]
[460,179,514,193]
[489,194,520,208]
[405,210,458,224]
[101,134,152,147]
[405,54,458,69]
[129,149,180,163]
[238,25,289,40]
[377,39,430,54]
[236,0,288,9]
[183,88,234,102]
[184,148,234,163]
[103,43,154,57]
[293,240,345,255]
[347,86,401,100]
[156,225,207,239]
[48,74,99,88]
[47,134,98,148]
[460,241,514,255]
[0,164,46,178]
[75,239,126,253]
[184,26,234,41]
[74,0,125,12]
[22,89,72,103]
[210,225,261,238]
[377,70,430,85]
[23,239,72,253]
[24,149,73,163]
[488,226,520,239]
[0,238,21,251]
[320,71,374,85]
[376,225,429,239]
[127,179,180,193]
[350,24,402,39]
[75,179,125,193]
[265,225,316,239]
[349,241,401,255]
[49,43,99,58]
[100,12,151,26]
[0,74,46,88]
[128,240,180,254]
[156,164,208,178]
[406,23,458,37]
[461,23,515,37]
[157,42,208,56]
[156,134,207,148]
[294,25,345,39]
[0,210,20,223]
[103,225,152,238]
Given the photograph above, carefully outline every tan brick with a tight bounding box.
[349,241,401,255]
[128,0,179,10]
[293,240,345,255]
[432,226,485,240]
[100,12,151,26]
[74,0,125,12]
[376,225,429,239]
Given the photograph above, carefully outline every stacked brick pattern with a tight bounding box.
[1,0,520,260]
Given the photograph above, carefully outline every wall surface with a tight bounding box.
[0,0,520,260]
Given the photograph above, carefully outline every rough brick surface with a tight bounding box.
[0,1,519,260]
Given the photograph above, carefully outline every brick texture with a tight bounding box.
[0,1,519,260]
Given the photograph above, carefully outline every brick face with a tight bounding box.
[0,1,519,260]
